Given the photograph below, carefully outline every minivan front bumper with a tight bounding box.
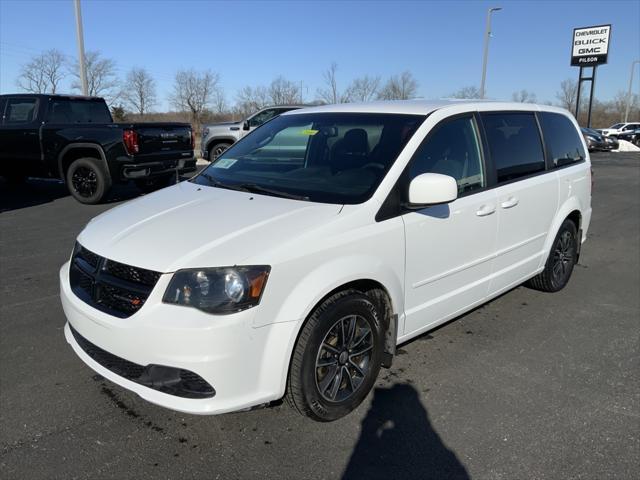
[60,262,298,415]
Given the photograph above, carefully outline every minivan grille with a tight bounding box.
[69,243,161,318]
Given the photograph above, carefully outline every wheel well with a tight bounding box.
[59,148,102,180]
[567,210,581,230]
[307,279,397,367]
[566,210,583,259]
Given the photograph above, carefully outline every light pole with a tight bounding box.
[480,7,502,99]
[625,60,640,123]
[74,0,88,96]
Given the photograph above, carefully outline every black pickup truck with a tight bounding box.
[0,94,196,203]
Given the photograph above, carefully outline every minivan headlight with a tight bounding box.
[163,266,270,314]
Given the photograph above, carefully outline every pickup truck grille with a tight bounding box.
[69,243,162,318]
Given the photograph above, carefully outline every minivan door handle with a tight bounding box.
[476,204,496,217]
[500,196,519,209]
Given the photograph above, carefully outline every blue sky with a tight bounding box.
[1,0,638,110]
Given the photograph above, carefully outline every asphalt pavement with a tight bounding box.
[1,152,638,479]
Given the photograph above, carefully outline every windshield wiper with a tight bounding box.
[199,173,252,193]
[238,183,309,201]
[199,174,308,201]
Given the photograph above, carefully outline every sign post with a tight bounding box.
[571,24,611,127]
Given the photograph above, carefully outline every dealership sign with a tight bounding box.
[571,25,611,66]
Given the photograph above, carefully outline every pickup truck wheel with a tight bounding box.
[66,157,110,204]
[526,219,578,292]
[209,142,231,161]
[135,174,174,193]
[286,290,384,422]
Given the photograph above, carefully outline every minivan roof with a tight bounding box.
[284,99,571,117]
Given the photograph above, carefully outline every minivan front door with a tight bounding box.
[402,115,498,336]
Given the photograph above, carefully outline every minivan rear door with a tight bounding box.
[480,112,559,295]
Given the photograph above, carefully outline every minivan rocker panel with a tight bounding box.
[61,100,592,421]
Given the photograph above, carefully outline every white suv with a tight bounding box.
[599,122,640,137]
[61,100,592,421]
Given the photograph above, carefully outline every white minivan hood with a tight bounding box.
[78,181,342,272]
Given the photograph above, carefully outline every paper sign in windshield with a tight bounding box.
[213,158,237,169]
[301,129,319,135]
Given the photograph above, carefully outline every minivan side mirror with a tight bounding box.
[243,121,250,130]
[407,173,458,208]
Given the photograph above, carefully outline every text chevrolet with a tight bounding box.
[61,100,591,421]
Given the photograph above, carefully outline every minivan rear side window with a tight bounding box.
[538,112,585,167]
[481,112,545,183]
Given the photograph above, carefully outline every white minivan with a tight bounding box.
[61,100,591,421]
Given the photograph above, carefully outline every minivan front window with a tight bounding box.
[193,113,425,204]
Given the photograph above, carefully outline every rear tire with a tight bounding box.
[66,157,111,204]
[135,174,174,193]
[286,290,384,422]
[526,219,578,292]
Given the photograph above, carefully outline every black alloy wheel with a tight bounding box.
[551,229,576,286]
[65,157,110,204]
[526,218,578,292]
[71,166,98,198]
[315,314,374,403]
[287,290,384,422]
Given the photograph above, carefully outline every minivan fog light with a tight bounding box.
[163,266,270,314]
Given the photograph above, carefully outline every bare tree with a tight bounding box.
[235,85,270,116]
[317,62,346,104]
[611,90,639,122]
[170,69,220,128]
[268,76,301,105]
[512,89,537,103]
[70,51,119,101]
[344,75,381,102]
[212,89,228,115]
[377,71,418,100]
[450,86,482,99]
[120,68,157,116]
[16,49,67,94]
[555,78,578,112]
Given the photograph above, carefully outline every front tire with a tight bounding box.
[208,142,232,161]
[66,157,111,204]
[286,291,384,422]
[527,219,578,292]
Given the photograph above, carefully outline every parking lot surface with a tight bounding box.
[1,152,638,479]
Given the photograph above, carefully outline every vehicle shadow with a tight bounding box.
[0,177,70,213]
[342,384,470,480]
[0,177,161,213]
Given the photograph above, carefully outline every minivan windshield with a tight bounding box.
[193,112,425,204]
